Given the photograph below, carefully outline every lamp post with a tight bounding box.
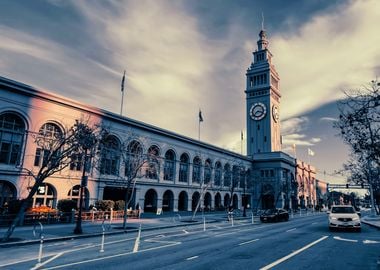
[243,170,247,217]
[74,148,88,234]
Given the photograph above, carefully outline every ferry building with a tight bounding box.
[0,28,319,214]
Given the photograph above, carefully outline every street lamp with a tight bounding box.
[243,169,247,217]
[73,123,97,235]
[74,148,88,234]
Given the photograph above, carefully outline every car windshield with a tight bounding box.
[331,207,355,214]
[264,209,277,214]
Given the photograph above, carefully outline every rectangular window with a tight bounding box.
[0,142,10,163]
[34,148,41,166]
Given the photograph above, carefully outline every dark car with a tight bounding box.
[260,208,289,222]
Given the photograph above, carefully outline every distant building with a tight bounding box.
[0,27,321,214]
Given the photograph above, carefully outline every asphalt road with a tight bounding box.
[1,213,379,270]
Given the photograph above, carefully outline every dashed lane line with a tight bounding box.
[333,236,358,243]
[186,256,199,261]
[238,239,260,246]
[286,228,297,232]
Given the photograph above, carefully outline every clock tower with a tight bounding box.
[245,28,281,156]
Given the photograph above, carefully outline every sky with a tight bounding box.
[0,0,379,184]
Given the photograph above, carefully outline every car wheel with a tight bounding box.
[356,228,361,232]
[329,227,334,232]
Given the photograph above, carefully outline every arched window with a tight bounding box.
[223,164,231,187]
[246,169,252,189]
[232,165,239,188]
[214,162,222,186]
[239,167,246,188]
[100,135,120,175]
[204,159,212,185]
[0,181,16,211]
[68,185,89,209]
[164,150,176,181]
[145,145,160,179]
[33,183,56,208]
[192,156,201,184]
[125,140,143,178]
[0,113,25,165]
[179,153,189,183]
[34,123,63,167]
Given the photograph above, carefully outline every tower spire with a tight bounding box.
[261,12,265,30]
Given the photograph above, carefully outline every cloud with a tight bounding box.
[271,0,380,119]
[1,0,378,157]
[319,117,337,122]
[281,117,320,147]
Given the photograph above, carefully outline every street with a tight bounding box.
[1,213,379,270]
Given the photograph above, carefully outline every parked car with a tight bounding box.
[260,208,289,222]
[328,205,361,232]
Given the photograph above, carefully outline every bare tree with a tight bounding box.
[191,154,212,221]
[95,131,160,229]
[335,79,380,214]
[2,119,100,242]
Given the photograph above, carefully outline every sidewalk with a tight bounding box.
[0,212,224,248]
[361,215,380,229]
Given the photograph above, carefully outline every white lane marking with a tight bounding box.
[30,252,63,270]
[286,228,297,232]
[311,222,318,225]
[43,240,182,269]
[239,238,259,246]
[260,236,329,270]
[363,239,380,244]
[186,256,199,261]
[215,231,238,237]
[333,236,358,243]
[183,230,189,234]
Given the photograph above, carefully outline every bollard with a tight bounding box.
[33,222,44,266]
[231,216,234,227]
[251,213,254,224]
[110,208,113,222]
[133,224,141,253]
[203,216,206,231]
[92,210,95,223]
[100,220,106,252]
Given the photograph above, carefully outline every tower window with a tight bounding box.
[264,136,267,142]
[250,77,253,87]
[257,125,260,130]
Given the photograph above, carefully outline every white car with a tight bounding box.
[328,205,361,232]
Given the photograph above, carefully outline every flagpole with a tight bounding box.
[198,119,200,140]
[120,90,125,116]
[241,131,243,155]
[120,70,126,116]
[198,109,203,141]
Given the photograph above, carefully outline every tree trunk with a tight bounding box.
[2,179,41,242]
[122,181,132,230]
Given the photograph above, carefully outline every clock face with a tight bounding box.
[272,105,279,122]
[250,103,266,120]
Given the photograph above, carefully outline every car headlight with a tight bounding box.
[330,217,337,221]
[352,217,360,221]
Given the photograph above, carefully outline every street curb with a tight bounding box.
[361,220,380,230]
[0,218,224,248]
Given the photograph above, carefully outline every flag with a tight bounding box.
[241,130,243,140]
[308,148,315,156]
[121,70,126,92]
[199,110,204,122]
